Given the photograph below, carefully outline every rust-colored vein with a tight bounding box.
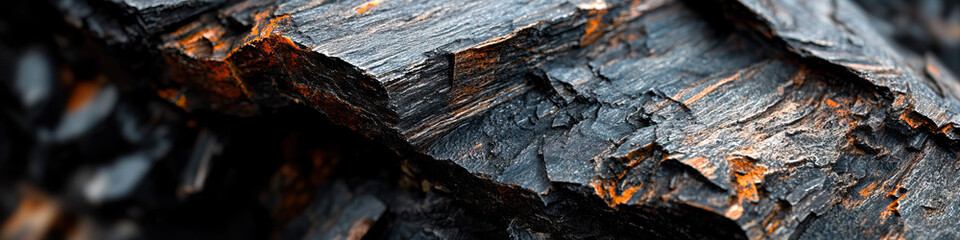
[859,182,877,197]
[579,1,608,46]
[842,62,898,74]
[728,155,766,203]
[881,190,907,219]
[683,72,742,105]
[825,99,838,108]
[612,184,642,205]
[926,61,941,77]
[591,180,643,207]
[898,111,927,129]
[354,0,383,14]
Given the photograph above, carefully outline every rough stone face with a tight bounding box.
[38,0,960,238]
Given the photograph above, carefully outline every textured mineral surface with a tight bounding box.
[4,0,960,239]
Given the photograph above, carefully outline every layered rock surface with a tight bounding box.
[47,0,960,238]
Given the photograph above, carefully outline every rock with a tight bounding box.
[6,0,960,238]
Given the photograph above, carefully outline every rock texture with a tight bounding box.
[7,0,960,239]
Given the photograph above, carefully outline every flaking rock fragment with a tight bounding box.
[7,47,62,132]
[280,181,386,240]
[177,129,221,198]
[12,48,55,112]
[49,81,119,143]
[82,152,153,204]
[57,0,228,43]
